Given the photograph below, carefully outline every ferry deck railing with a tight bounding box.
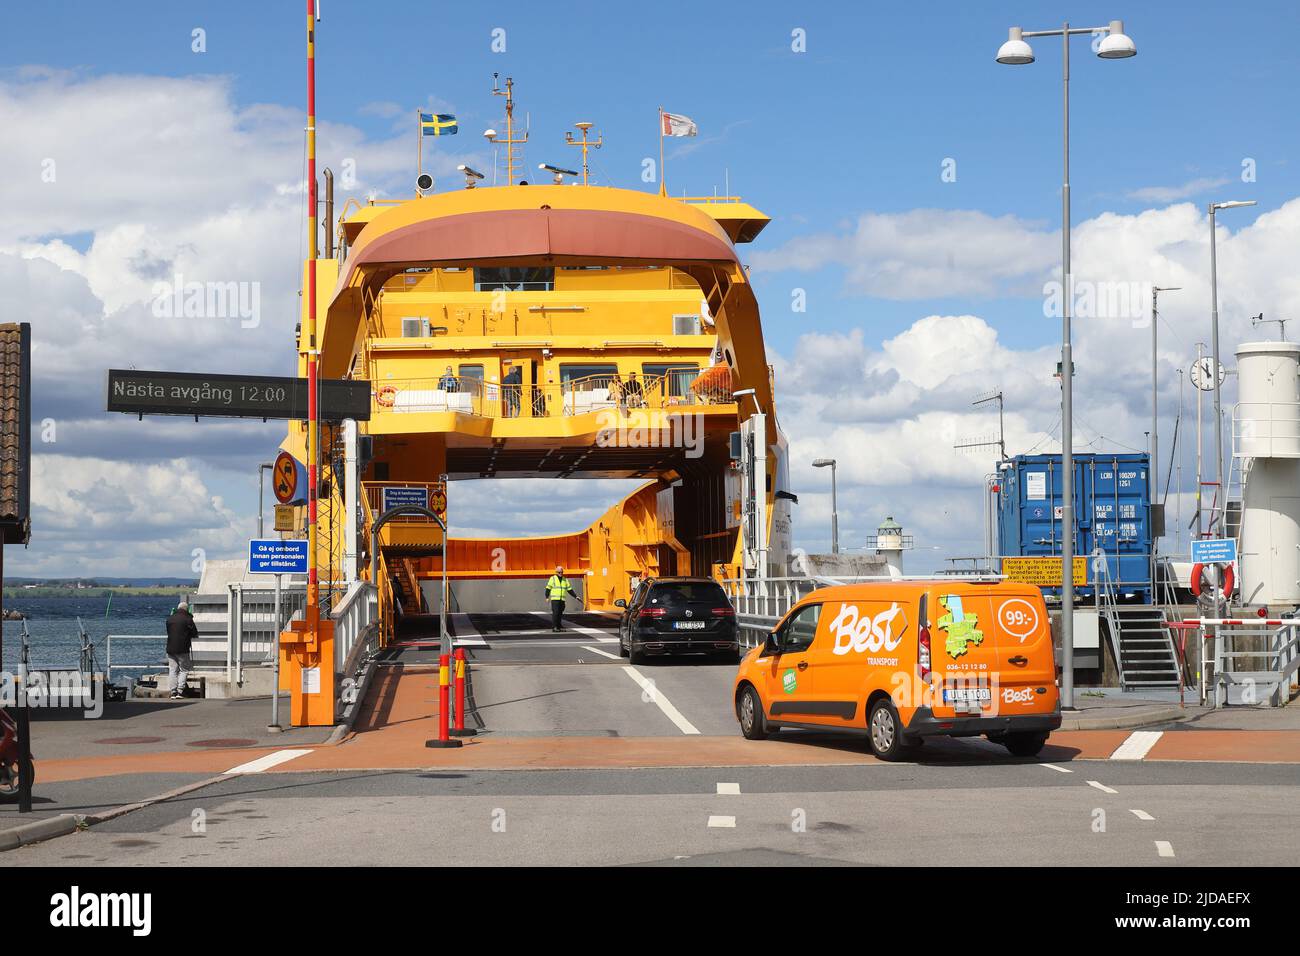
[370,371,734,420]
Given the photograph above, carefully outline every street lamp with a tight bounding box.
[258,462,274,536]
[997,19,1136,711]
[1208,200,1256,536]
[813,458,838,554]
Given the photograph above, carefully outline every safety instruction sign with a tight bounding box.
[1001,556,1087,587]
[1191,538,1237,564]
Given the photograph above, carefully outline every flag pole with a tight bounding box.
[658,107,666,196]
[416,109,423,195]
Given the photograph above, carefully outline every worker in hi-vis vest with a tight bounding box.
[545,565,577,632]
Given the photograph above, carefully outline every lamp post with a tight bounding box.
[258,462,274,537]
[1208,200,1256,534]
[813,458,838,554]
[997,19,1136,710]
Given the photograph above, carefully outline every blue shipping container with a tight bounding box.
[996,453,1153,603]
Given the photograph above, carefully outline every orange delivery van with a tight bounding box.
[733,579,1061,760]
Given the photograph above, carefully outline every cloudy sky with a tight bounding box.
[1,1,1296,577]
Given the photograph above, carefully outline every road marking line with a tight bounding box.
[1155,840,1175,858]
[449,614,488,647]
[1130,809,1155,821]
[1087,780,1118,794]
[1039,763,1073,773]
[707,815,736,828]
[716,782,741,795]
[563,618,622,643]
[581,645,623,661]
[225,749,313,774]
[622,666,701,735]
[1109,730,1163,761]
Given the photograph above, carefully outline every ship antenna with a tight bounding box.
[565,122,602,185]
[487,75,528,184]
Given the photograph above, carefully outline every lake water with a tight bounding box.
[1,594,182,675]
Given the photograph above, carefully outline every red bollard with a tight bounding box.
[425,653,463,749]
[450,647,477,737]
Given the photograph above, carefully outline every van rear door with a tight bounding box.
[928,587,1056,718]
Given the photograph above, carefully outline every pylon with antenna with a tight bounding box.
[565,122,602,185]
[485,74,528,184]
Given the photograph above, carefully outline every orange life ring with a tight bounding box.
[376,385,397,407]
[1190,562,1235,598]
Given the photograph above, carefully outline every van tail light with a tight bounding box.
[711,606,735,617]
[639,607,666,619]
[918,625,932,681]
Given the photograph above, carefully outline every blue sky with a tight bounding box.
[6,0,1294,355]
[2,1,1297,574]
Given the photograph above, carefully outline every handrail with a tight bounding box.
[372,371,735,419]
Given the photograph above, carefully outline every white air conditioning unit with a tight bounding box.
[672,314,701,336]
[401,317,430,338]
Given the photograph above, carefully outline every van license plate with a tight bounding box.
[944,688,992,703]
[673,621,706,630]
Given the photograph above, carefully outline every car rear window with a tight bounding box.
[648,582,729,605]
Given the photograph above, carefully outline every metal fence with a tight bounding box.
[1199,618,1300,707]
[717,575,1005,649]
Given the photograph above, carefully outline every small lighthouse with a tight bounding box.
[870,516,913,579]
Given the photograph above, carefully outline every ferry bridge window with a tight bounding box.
[458,364,484,382]
[560,364,618,389]
[642,363,699,398]
[474,266,554,292]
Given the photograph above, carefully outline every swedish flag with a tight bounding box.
[421,113,458,136]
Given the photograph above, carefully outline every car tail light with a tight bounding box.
[639,607,666,619]
[918,624,931,681]
[711,606,735,617]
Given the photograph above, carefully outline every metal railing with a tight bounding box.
[331,579,380,674]
[1233,401,1300,458]
[226,583,307,685]
[371,371,735,420]
[717,575,1005,649]
[1200,618,1300,708]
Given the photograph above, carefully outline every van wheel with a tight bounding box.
[737,686,768,740]
[1002,732,1049,758]
[868,699,916,761]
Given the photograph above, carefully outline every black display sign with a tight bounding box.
[106,370,372,421]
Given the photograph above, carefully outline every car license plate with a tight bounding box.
[943,687,991,703]
[673,621,705,630]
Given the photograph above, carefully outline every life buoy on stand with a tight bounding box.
[1190,561,1235,599]
[377,385,397,407]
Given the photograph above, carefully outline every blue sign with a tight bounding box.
[1191,538,1237,564]
[249,538,309,574]
[381,485,429,513]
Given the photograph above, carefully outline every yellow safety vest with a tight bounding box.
[546,575,571,601]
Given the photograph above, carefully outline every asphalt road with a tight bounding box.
[6,612,1297,866]
[5,762,1297,866]
[457,610,743,737]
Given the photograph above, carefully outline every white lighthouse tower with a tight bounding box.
[869,516,913,580]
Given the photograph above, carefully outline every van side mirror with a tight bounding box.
[614,599,627,609]
[764,629,782,654]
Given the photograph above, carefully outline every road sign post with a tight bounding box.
[248,539,330,726]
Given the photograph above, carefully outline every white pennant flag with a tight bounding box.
[661,112,698,137]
